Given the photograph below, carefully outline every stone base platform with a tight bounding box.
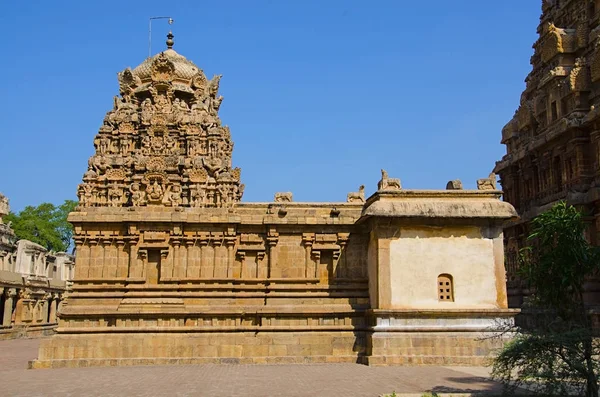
[30,331,368,369]
[30,328,511,368]
[0,324,57,341]
[365,309,517,366]
[366,331,508,366]
[31,355,366,369]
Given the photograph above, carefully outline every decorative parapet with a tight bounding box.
[360,188,517,221]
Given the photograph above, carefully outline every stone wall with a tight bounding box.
[32,178,518,368]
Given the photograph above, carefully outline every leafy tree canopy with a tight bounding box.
[4,200,77,252]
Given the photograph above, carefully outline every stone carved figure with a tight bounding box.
[77,184,95,207]
[154,92,171,114]
[204,155,225,177]
[163,184,183,207]
[141,99,153,125]
[173,98,190,125]
[274,192,293,203]
[377,169,401,191]
[165,135,178,154]
[129,183,146,206]
[94,136,111,154]
[0,193,9,223]
[91,155,110,174]
[108,185,126,207]
[117,68,142,102]
[446,180,463,190]
[477,173,497,191]
[146,180,164,203]
[190,184,207,207]
[141,135,152,155]
[118,137,130,155]
[347,185,365,203]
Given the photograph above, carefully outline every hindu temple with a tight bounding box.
[32,33,518,368]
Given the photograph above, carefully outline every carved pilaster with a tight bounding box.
[100,237,112,278]
[41,292,52,323]
[15,289,33,324]
[138,249,148,260]
[198,233,210,278]
[225,238,236,278]
[212,232,224,278]
[266,227,279,279]
[2,288,16,326]
[73,235,87,279]
[302,233,315,278]
[171,238,181,279]
[115,239,126,278]
[337,233,350,279]
[49,292,59,323]
[127,234,140,279]
[87,238,100,278]
[160,249,169,259]
[182,238,194,278]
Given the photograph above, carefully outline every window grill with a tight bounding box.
[437,274,454,302]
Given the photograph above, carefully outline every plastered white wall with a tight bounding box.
[389,226,499,309]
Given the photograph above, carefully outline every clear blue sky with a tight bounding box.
[0,0,541,212]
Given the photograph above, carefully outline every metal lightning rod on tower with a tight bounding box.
[148,16,173,57]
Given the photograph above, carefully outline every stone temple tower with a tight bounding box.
[78,32,243,209]
[494,0,600,307]
[33,32,518,368]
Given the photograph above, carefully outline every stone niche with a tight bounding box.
[31,34,518,368]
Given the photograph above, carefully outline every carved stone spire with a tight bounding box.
[166,31,174,50]
[77,44,243,209]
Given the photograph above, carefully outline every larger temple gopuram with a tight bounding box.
[494,0,600,307]
[32,33,519,368]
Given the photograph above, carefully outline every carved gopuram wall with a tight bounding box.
[495,0,600,307]
[32,33,518,368]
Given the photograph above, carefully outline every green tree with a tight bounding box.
[492,201,600,396]
[5,200,77,252]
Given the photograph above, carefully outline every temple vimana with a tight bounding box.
[495,0,600,307]
[30,32,519,368]
[0,193,74,339]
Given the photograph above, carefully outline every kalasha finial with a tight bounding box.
[166,31,174,49]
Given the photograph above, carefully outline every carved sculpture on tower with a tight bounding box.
[77,32,243,209]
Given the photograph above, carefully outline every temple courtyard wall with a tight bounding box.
[0,193,74,340]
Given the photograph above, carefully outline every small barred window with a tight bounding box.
[437,274,454,302]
